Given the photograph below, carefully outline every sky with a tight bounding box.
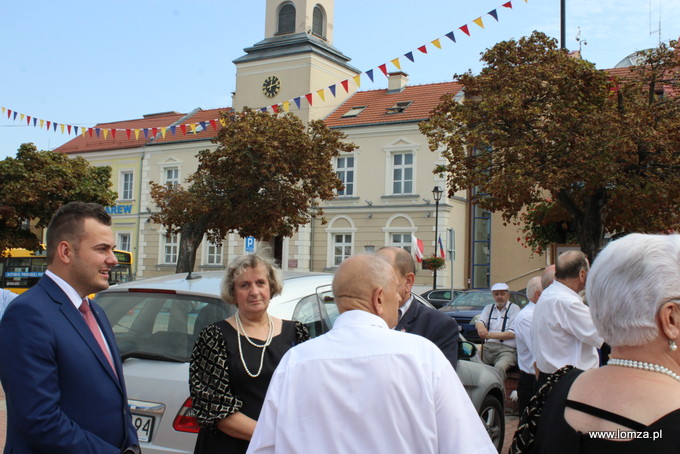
[1,0,679,160]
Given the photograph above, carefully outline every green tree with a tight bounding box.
[420,32,680,260]
[0,143,117,252]
[150,108,356,273]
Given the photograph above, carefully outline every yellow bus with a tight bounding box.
[0,247,133,295]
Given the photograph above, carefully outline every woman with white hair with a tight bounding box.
[517,233,680,453]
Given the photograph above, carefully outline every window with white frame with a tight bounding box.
[206,241,223,266]
[391,233,412,253]
[336,156,354,196]
[117,233,131,252]
[392,152,413,194]
[162,233,179,264]
[163,167,179,187]
[333,234,352,266]
[121,171,134,200]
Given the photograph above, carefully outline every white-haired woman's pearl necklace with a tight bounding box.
[235,312,274,378]
[608,358,680,383]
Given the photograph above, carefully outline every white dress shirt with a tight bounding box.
[478,301,520,348]
[513,302,536,374]
[247,310,496,454]
[532,280,603,374]
[0,288,17,320]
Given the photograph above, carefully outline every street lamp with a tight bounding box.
[432,185,443,290]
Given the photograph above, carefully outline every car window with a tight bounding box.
[446,292,494,308]
[96,292,234,362]
[429,290,452,300]
[511,293,529,308]
[292,290,333,338]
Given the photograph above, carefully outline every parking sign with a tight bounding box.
[245,236,256,253]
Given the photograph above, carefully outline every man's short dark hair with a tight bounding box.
[555,250,589,280]
[46,202,111,264]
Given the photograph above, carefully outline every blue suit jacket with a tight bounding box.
[395,295,460,369]
[0,275,138,454]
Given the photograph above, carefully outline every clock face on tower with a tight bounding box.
[262,75,281,98]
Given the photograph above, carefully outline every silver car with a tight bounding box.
[96,271,505,453]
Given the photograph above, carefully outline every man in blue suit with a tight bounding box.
[0,202,140,454]
[377,246,460,369]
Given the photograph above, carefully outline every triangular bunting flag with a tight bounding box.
[502,1,512,8]
[190,123,197,134]
[20,114,25,122]
[260,107,267,113]
[341,80,350,93]
[418,45,428,54]
[46,121,51,130]
[74,126,78,135]
[152,127,158,137]
[391,58,401,70]
[378,64,388,76]
[134,129,140,140]
[353,74,361,87]
[59,124,65,134]
[473,17,484,28]
[32,118,37,127]
[126,129,132,140]
[282,101,290,112]
[199,121,207,131]
[161,127,167,138]
[294,97,302,109]
[26,115,31,125]
[67,124,71,134]
[52,122,58,131]
[180,124,187,135]
[431,38,442,49]
[170,125,176,136]
[82,127,87,138]
[1,107,5,115]
[329,84,337,96]
[271,104,279,113]
[488,9,499,21]
[404,51,415,62]
[460,24,470,36]
[317,89,325,102]
[209,119,217,130]
[366,69,374,82]
[40,119,45,129]
[103,129,109,140]
[305,93,313,106]
[143,128,149,139]
[111,128,117,139]
[6,109,11,119]
[95,128,100,137]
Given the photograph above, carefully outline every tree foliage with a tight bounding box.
[0,143,117,252]
[420,32,680,260]
[150,108,356,273]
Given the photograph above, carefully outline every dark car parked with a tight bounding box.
[438,290,529,343]
[420,288,465,309]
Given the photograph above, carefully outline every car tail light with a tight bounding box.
[173,398,200,433]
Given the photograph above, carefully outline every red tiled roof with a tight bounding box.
[150,107,230,145]
[324,81,463,128]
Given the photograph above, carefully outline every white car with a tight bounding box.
[96,271,505,453]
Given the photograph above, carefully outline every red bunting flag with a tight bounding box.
[460,24,471,36]
[378,64,388,76]
[210,119,217,130]
[126,129,131,140]
[271,104,279,113]
[152,127,158,137]
[111,129,117,139]
[88,128,93,137]
[305,93,313,106]
[418,45,428,54]
[341,80,349,93]
[67,125,71,134]
[502,1,512,8]
[180,124,187,135]
[26,116,31,125]
[6,110,11,119]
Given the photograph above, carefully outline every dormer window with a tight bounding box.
[277,3,295,35]
[312,5,325,38]
[342,106,367,118]
[386,101,412,114]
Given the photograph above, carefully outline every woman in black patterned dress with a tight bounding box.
[189,253,310,454]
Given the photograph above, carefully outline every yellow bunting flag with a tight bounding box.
[282,101,290,112]
[161,127,167,138]
[473,17,484,28]
[431,38,442,49]
[60,124,65,134]
[391,58,401,70]
[190,123,197,134]
[82,127,87,137]
[1,107,5,115]
[20,114,25,122]
[353,74,361,87]
[134,129,140,140]
[317,89,326,102]
[40,119,45,129]
[103,129,109,140]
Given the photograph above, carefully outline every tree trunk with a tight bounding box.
[175,217,210,274]
[577,188,608,263]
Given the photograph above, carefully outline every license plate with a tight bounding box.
[132,414,154,442]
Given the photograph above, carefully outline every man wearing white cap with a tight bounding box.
[475,282,521,382]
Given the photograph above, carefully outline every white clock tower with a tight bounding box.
[232,0,360,123]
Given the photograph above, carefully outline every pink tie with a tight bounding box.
[80,299,118,377]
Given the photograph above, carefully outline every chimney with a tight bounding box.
[387,72,409,93]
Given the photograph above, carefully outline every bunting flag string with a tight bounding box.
[1,0,528,140]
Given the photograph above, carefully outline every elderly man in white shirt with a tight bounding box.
[247,254,496,454]
[475,282,521,383]
[532,250,604,387]
[512,276,542,415]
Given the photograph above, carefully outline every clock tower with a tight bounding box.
[232,0,360,123]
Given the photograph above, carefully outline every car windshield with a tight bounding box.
[96,291,236,362]
[443,292,494,309]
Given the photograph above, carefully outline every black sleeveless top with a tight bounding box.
[534,368,680,453]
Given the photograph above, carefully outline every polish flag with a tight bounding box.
[411,235,424,263]
[438,235,446,260]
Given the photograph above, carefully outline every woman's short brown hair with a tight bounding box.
[220,253,283,305]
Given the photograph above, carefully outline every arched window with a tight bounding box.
[277,3,296,35]
[312,5,325,38]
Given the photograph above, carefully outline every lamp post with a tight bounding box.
[432,185,443,290]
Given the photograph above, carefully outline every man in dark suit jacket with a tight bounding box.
[377,246,460,369]
[0,202,140,454]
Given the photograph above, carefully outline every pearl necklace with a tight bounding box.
[235,312,273,378]
[607,358,680,383]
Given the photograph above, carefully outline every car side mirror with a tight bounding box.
[458,340,477,360]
